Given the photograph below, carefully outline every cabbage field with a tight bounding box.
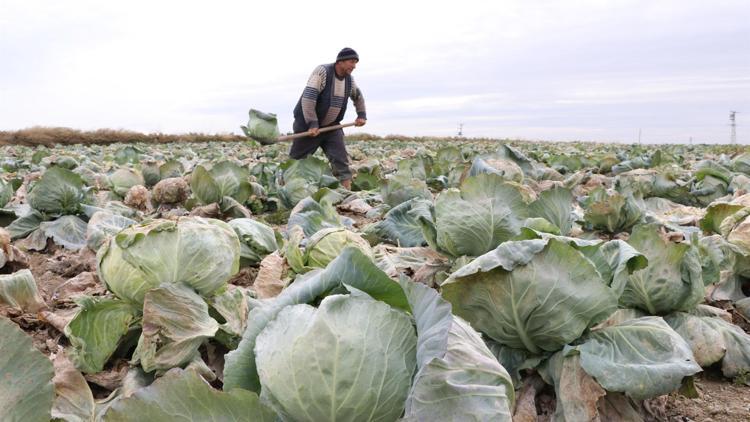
[1,138,750,421]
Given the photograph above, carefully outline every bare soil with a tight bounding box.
[1,243,100,355]
[227,266,258,288]
[645,367,750,421]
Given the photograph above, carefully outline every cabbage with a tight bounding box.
[256,295,417,421]
[27,166,85,215]
[363,198,432,247]
[190,161,251,206]
[224,247,515,420]
[305,227,372,268]
[86,210,136,251]
[152,177,189,204]
[228,218,279,266]
[241,109,280,141]
[141,160,161,186]
[0,269,46,313]
[419,173,529,257]
[443,239,615,353]
[469,156,524,182]
[97,217,240,304]
[621,224,704,314]
[0,178,12,207]
[0,316,54,421]
[109,168,145,197]
[380,174,432,207]
[114,146,141,165]
[732,152,750,175]
[582,187,642,233]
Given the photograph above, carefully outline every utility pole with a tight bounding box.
[638,128,642,145]
[730,111,738,144]
[457,123,464,137]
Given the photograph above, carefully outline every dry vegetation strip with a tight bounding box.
[5,126,745,150]
[0,127,248,146]
[0,126,491,146]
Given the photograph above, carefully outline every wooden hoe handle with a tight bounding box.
[276,122,357,142]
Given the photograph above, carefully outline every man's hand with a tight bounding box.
[355,118,366,127]
[309,127,320,137]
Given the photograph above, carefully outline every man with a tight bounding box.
[289,47,367,190]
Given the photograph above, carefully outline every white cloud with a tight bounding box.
[554,74,750,105]
[384,93,509,112]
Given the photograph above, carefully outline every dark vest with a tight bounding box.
[293,63,352,130]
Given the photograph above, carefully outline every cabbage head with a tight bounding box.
[54,156,79,169]
[582,187,642,233]
[468,156,524,182]
[190,161,251,206]
[228,218,279,266]
[442,236,645,354]
[109,168,145,197]
[287,227,372,273]
[0,178,12,207]
[305,227,373,268]
[380,174,432,207]
[419,173,529,257]
[224,247,515,421]
[352,160,381,191]
[621,224,704,315]
[282,155,339,187]
[692,175,728,207]
[732,153,750,176]
[97,217,240,304]
[241,109,280,141]
[114,146,142,165]
[720,207,750,256]
[256,294,417,422]
[141,160,161,187]
[27,166,85,215]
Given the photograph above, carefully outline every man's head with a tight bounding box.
[336,47,359,63]
[335,47,359,76]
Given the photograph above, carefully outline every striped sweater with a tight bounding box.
[300,65,366,129]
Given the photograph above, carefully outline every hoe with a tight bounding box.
[241,108,356,146]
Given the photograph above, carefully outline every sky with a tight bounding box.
[1,0,749,144]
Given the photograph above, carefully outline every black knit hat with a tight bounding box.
[336,47,359,62]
